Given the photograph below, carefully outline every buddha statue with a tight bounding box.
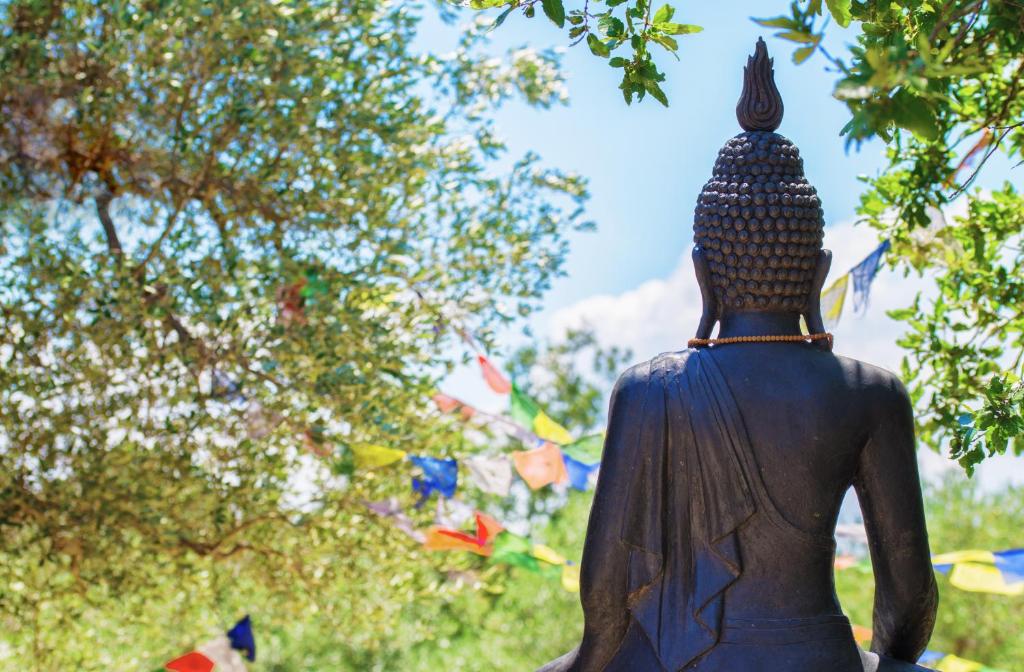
[540,39,938,672]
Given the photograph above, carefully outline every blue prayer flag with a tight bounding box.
[410,455,458,503]
[226,615,256,662]
[994,548,1024,583]
[850,240,890,314]
[562,452,599,491]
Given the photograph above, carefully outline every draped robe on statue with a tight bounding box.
[553,349,931,672]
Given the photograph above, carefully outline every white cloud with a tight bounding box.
[548,216,1024,490]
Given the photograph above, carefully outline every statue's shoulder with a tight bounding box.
[834,354,912,409]
[611,351,695,401]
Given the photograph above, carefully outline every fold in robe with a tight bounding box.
[586,350,760,671]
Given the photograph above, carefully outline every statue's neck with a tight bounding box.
[717,311,804,339]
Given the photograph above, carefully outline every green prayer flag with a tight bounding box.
[562,434,604,464]
[509,384,540,427]
[491,531,541,572]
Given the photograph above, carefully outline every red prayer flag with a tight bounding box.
[424,512,504,556]
[477,354,512,394]
[433,393,461,414]
[165,651,215,672]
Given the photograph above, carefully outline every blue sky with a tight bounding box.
[423,3,1024,489]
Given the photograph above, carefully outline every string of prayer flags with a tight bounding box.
[424,512,504,556]
[513,442,569,490]
[563,452,599,491]
[364,499,425,543]
[932,548,1024,596]
[464,454,514,497]
[820,274,849,330]
[816,239,891,329]
[945,128,993,188]
[410,455,458,503]
[165,617,254,672]
[350,444,406,469]
[561,434,604,465]
[478,354,512,394]
[850,240,891,313]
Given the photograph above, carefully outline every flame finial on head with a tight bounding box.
[736,37,784,132]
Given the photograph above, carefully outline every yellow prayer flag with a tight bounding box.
[948,562,1024,596]
[561,563,581,593]
[931,550,996,565]
[533,411,574,445]
[936,654,985,672]
[533,544,567,566]
[351,444,406,469]
[820,274,849,330]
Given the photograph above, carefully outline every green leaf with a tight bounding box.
[891,89,940,140]
[753,16,796,29]
[607,0,628,5]
[489,7,515,31]
[587,33,611,57]
[541,0,565,28]
[778,30,819,44]
[657,22,702,35]
[793,45,816,64]
[645,79,669,106]
[609,56,628,68]
[650,33,679,53]
[652,4,674,24]
[825,0,853,27]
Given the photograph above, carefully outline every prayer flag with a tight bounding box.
[410,455,458,501]
[510,384,540,427]
[561,562,581,593]
[226,615,255,662]
[562,452,599,491]
[165,652,215,672]
[433,393,461,414]
[197,635,248,672]
[932,549,996,566]
[351,444,406,469]
[934,654,986,672]
[464,454,513,497]
[533,411,574,445]
[948,562,1024,596]
[491,531,541,572]
[561,434,604,465]
[364,499,425,544]
[478,354,512,394]
[850,240,890,313]
[834,555,858,571]
[851,624,872,644]
[532,544,567,566]
[512,443,569,490]
[820,274,849,330]
[995,548,1024,582]
[424,512,504,556]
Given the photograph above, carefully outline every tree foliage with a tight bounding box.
[0,1,590,667]
[470,0,703,105]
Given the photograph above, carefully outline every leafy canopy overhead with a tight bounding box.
[0,0,589,667]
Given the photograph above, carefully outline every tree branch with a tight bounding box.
[95,191,123,259]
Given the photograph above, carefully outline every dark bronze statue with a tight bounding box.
[540,39,938,672]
